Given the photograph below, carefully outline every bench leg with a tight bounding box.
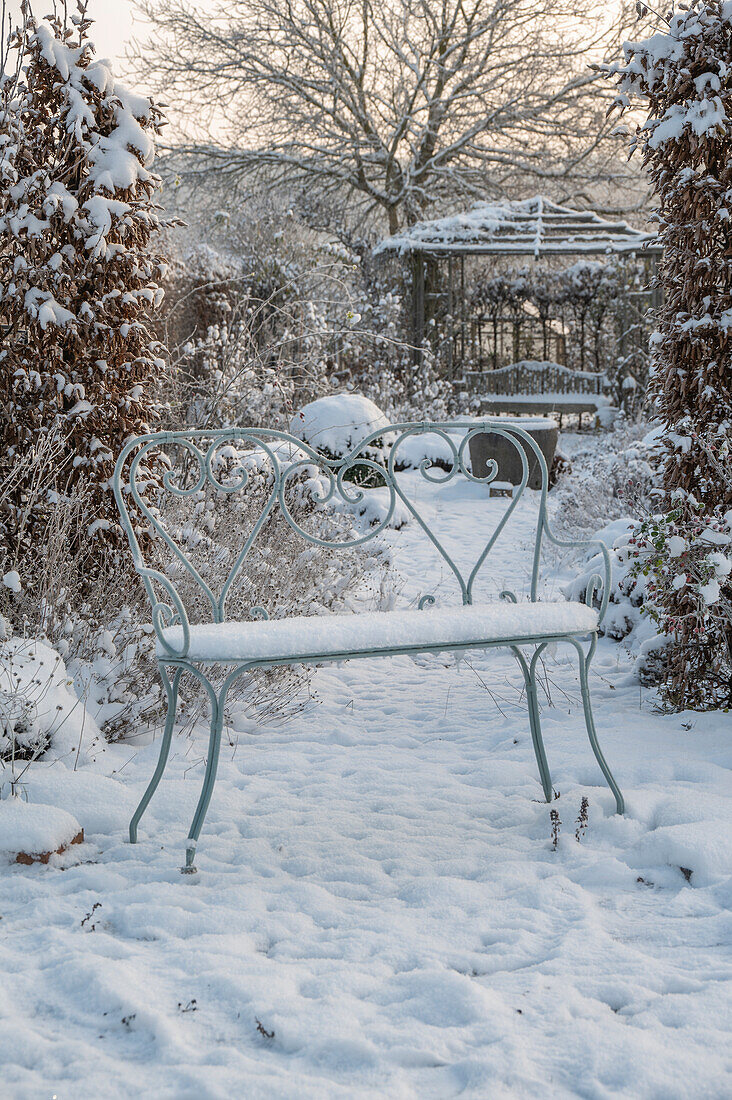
[570,640,625,814]
[129,665,182,844]
[183,677,226,873]
[511,644,553,803]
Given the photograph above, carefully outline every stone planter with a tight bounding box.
[468,420,558,491]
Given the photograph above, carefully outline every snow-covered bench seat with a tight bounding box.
[158,602,599,663]
[114,422,623,873]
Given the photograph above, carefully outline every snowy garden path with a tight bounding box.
[1,474,731,1098]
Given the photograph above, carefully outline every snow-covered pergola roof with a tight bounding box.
[375,196,661,258]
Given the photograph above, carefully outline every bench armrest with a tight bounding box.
[542,518,612,626]
[137,567,191,659]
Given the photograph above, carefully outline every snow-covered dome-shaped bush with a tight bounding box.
[290,394,390,456]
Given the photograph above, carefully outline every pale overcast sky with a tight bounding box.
[8,1,206,71]
[81,0,138,64]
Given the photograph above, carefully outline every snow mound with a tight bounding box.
[0,798,82,860]
[392,430,467,472]
[591,516,636,551]
[0,638,101,762]
[290,394,390,455]
[351,487,412,529]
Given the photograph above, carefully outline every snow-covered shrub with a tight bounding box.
[0,430,100,653]
[567,519,661,655]
[0,691,47,766]
[108,439,397,738]
[0,492,163,744]
[623,501,732,705]
[290,394,392,485]
[570,495,732,706]
[292,394,390,455]
[158,207,456,429]
[565,429,732,707]
[328,254,459,421]
[552,420,663,541]
[558,421,663,662]
[0,430,395,742]
[0,3,169,566]
[358,350,459,423]
[157,218,335,430]
[289,391,469,483]
[151,445,393,621]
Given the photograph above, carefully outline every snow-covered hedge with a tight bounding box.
[468,262,650,401]
[568,500,732,696]
[606,3,732,707]
[0,4,169,564]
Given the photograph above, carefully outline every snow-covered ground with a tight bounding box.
[1,469,731,1098]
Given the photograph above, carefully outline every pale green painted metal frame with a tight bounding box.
[113,421,623,872]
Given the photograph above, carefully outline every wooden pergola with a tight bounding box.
[374,196,662,367]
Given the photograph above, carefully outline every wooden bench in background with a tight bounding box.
[458,360,617,428]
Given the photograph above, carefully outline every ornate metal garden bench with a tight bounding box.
[113,421,623,872]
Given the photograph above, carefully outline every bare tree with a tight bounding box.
[134,0,639,234]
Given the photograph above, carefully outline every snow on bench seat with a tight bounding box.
[158,601,598,663]
[480,392,611,406]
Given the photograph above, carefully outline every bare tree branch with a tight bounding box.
[132,0,644,232]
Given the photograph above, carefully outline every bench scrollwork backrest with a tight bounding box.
[113,421,610,660]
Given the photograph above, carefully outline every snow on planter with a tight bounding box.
[390,414,556,473]
[290,394,391,455]
[0,798,83,865]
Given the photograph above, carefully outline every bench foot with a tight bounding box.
[185,688,226,865]
[129,666,183,844]
[181,841,198,874]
